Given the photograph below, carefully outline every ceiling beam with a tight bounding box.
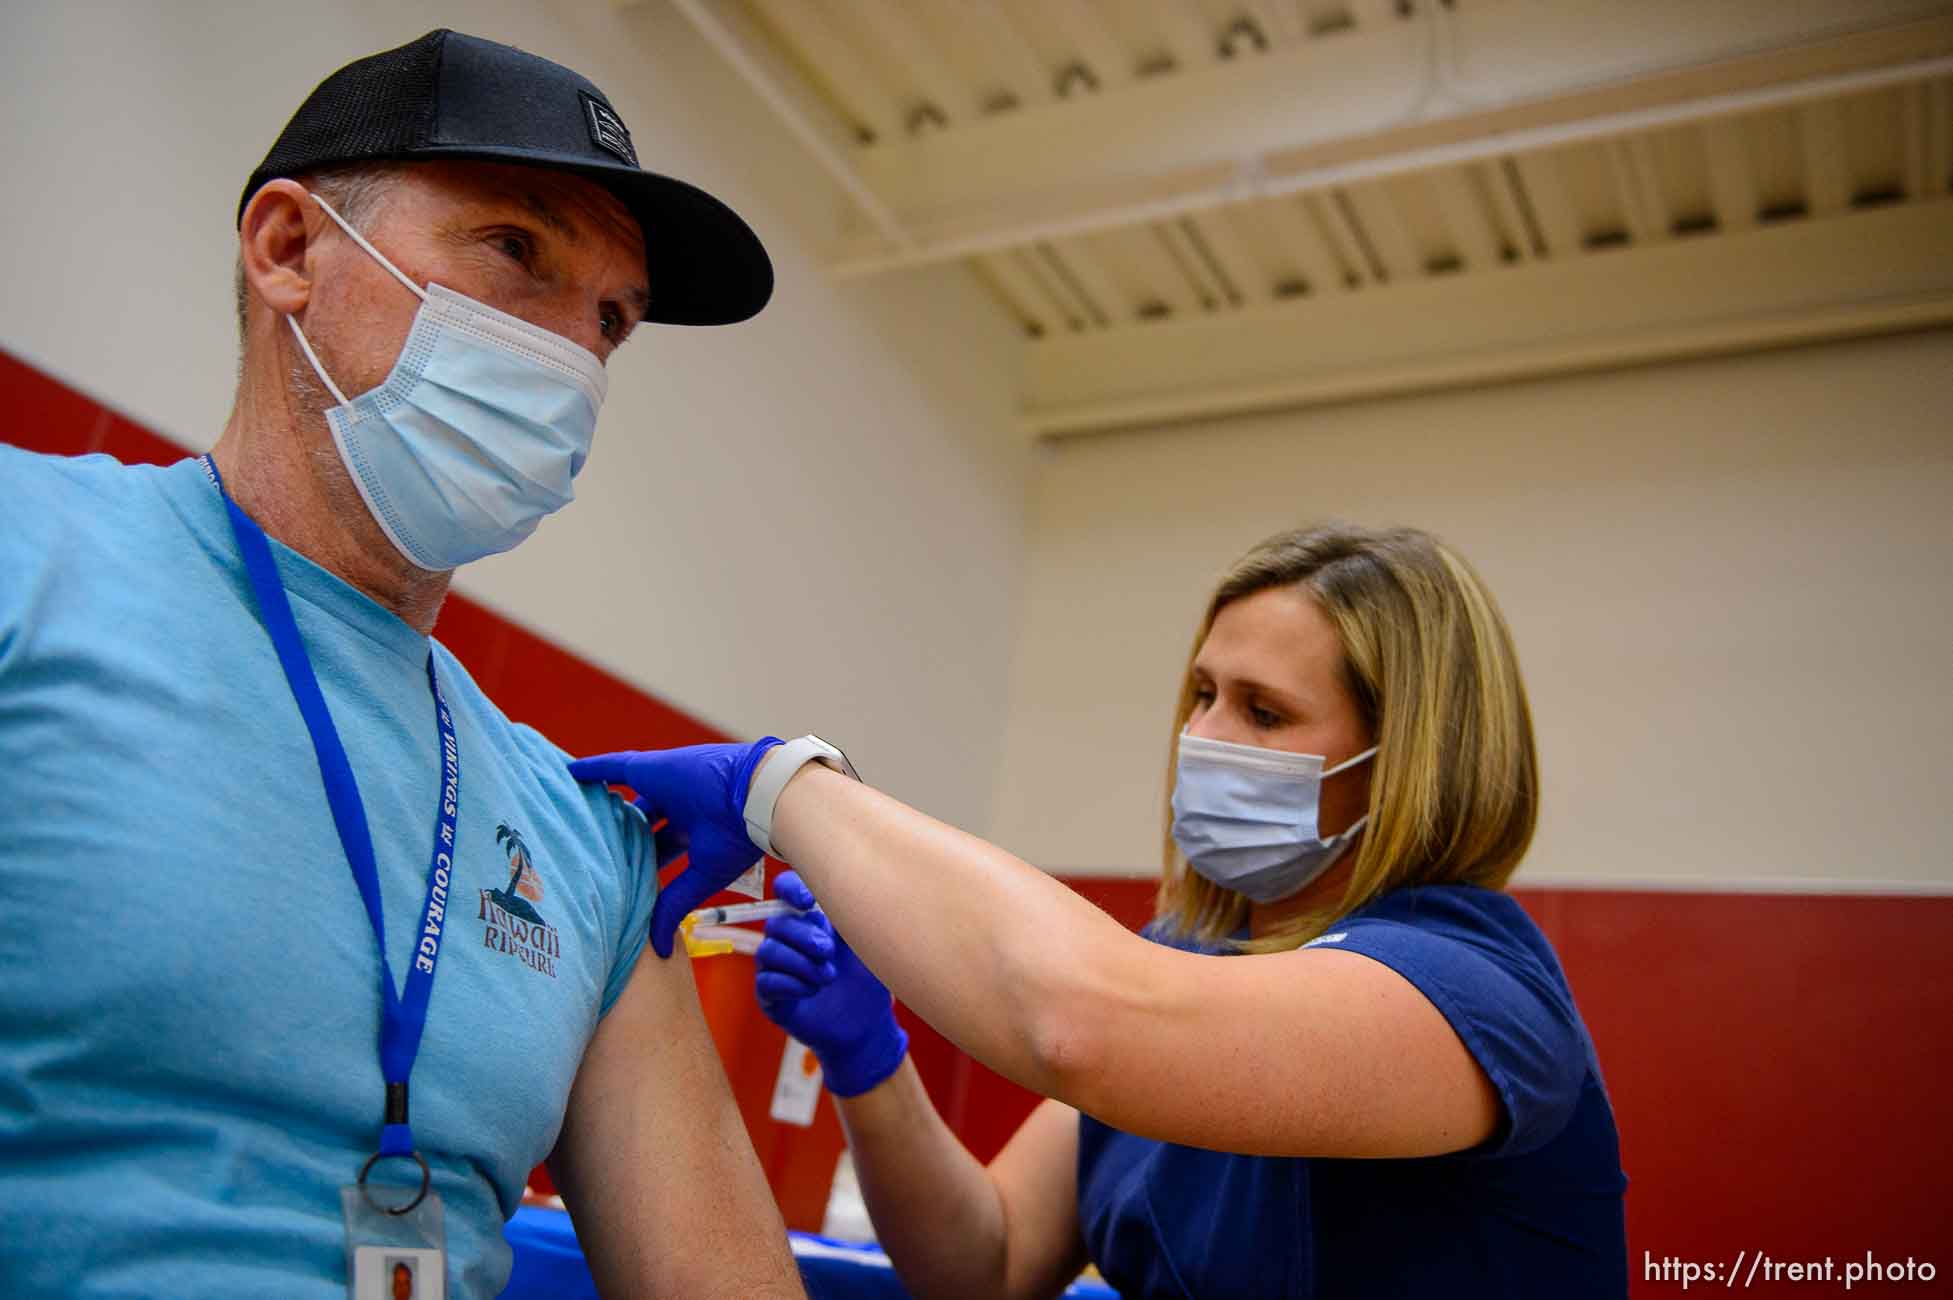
[1248,0,1308,49]
[1426,167,1505,271]
[1154,219,1230,311]
[1509,152,1583,258]
[1144,0,1220,75]
[741,0,899,143]
[1026,243,1104,329]
[1305,191,1377,287]
[1341,184,1421,281]
[1923,80,1953,196]
[1608,137,1672,245]
[1020,196,1953,436]
[1799,98,1855,216]
[1097,225,1204,318]
[1251,196,1354,295]
[1479,160,1541,262]
[1047,239,1131,325]
[826,8,1953,274]
[1045,0,1137,94]
[1700,119,1760,232]
[848,0,982,123]
[976,252,1061,336]
[1187,209,1273,307]
[670,0,911,247]
[952,3,1056,112]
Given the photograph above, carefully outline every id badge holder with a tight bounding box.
[341,1154,446,1299]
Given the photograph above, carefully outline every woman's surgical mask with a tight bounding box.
[1171,733,1376,904]
[286,190,608,572]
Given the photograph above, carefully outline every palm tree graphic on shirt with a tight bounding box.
[490,822,548,926]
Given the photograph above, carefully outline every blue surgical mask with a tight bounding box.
[286,191,608,572]
[1171,733,1377,904]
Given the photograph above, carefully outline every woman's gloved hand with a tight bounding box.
[568,739,782,958]
[756,871,908,1097]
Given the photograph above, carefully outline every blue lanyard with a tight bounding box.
[202,456,455,1172]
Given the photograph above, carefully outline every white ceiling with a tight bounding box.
[664,0,1953,435]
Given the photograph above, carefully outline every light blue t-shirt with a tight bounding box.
[0,447,657,1297]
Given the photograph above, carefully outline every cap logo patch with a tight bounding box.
[581,92,638,167]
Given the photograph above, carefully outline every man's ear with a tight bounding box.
[238,180,315,319]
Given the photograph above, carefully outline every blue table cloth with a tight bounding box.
[501,1205,1120,1298]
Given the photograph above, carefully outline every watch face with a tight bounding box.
[807,735,859,782]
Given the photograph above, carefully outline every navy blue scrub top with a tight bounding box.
[1075,886,1628,1299]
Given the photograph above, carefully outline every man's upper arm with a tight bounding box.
[549,941,803,1298]
[590,785,657,1018]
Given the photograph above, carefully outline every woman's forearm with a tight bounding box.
[835,1059,1010,1299]
[771,766,1137,1099]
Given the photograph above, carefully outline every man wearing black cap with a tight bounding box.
[0,30,801,1299]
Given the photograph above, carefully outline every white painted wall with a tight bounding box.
[989,330,1953,887]
[0,1,1029,831]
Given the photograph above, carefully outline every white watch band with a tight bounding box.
[743,735,858,858]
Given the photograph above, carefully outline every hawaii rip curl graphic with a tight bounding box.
[479,822,561,978]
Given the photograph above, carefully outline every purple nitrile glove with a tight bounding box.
[756,870,908,1098]
[568,739,783,958]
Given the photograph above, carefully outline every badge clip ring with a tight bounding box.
[358,1149,432,1217]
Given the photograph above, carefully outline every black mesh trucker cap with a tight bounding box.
[239,29,771,326]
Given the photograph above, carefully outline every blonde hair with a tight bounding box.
[1156,524,1538,952]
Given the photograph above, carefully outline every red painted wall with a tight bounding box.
[9,347,1950,1293]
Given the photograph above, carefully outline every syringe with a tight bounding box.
[679,897,812,958]
[686,898,810,927]
[687,924,762,956]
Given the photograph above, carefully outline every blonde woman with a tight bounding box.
[573,525,1628,1298]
